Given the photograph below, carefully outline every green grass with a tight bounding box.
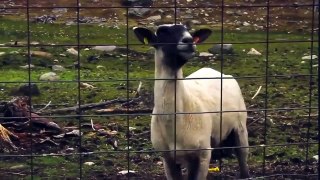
[0,17,318,178]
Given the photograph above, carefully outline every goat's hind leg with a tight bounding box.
[162,153,183,180]
[234,127,250,179]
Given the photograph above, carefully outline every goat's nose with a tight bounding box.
[181,37,193,44]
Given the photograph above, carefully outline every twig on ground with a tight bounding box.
[251,86,262,99]
[44,98,140,114]
[134,81,143,97]
[91,119,95,131]
[36,101,52,113]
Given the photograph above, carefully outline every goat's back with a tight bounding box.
[186,67,247,143]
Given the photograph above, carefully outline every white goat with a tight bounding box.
[133,24,250,179]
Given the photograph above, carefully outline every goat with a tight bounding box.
[133,24,250,179]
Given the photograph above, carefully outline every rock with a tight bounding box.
[156,9,164,14]
[128,8,151,17]
[208,44,234,54]
[182,14,193,19]
[92,45,117,52]
[118,170,136,175]
[247,48,262,55]
[129,127,136,131]
[66,48,79,56]
[52,8,68,14]
[243,21,251,26]
[301,55,318,60]
[313,155,318,162]
[65,129,83,137]
[80,82,96,89]
[75,17,106,24]
[87,55,100,63]
[121,0,153,6]
[30,41,40,45]
[199,52,214,57]
[14,83,40,96]
[52,65,65,71]
[190,20,201,25]
[146,15,161,21]
[30,51,52,58]
[34,15,57,24]
[20,64,35,69]
[84,162,95,166]
[66,148,75,153]
[39,72,60,81]
[226,10,234,15]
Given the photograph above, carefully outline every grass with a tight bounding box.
[0,17,319,178]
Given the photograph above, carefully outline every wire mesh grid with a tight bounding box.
[0,0,319,179]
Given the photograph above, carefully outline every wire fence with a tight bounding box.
[0,0,319,179]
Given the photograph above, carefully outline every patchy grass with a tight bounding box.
[0,17,318,179]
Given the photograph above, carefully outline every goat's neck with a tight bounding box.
[153,51,185,114]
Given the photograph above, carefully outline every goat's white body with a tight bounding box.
[151,52,247,166]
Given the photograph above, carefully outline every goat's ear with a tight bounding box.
[133,27,157,46]
[192,29,212,44]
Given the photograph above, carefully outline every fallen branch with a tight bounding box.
[121,96,142,107]
[299,114,318,118]
[96,108,152,114]
[45,98,140,114]
[0,124,18,150]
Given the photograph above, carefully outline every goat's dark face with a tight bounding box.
[133,24,212,70]
[156,25,195,68]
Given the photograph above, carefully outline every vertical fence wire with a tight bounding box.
[219,0,225,175]
[26,0,34,179]
[262,0,271,176]
[76,0,83,178]
[317,0,320,177]
[174,0,178,170]
[305,0,317,175]
[126,6,131,177]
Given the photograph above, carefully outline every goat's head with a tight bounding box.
[133,24,212,70]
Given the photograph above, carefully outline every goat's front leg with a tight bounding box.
[162,153,182,180]
[188,150,211,180]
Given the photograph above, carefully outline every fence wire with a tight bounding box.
[0,0,319,179]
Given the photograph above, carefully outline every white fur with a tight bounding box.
[151,50,250,179]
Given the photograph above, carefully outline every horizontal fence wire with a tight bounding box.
[0,74,318,84]
[0,3,319,9]
[0,142,318,157]
[0,40,319,47]
[0,0,319,179]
